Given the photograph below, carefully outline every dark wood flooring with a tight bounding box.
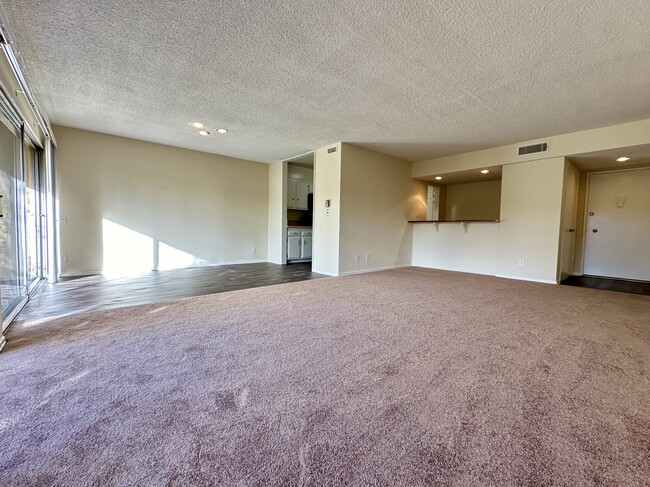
[16,263,324,322]
[561,275,650,296]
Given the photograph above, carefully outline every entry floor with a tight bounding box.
[562,275,650,296]
[16,262,323,322]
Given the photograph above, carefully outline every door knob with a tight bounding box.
[592,229,598,233]
[568,228,575,233]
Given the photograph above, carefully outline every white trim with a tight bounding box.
[209,259,267,266]
[311,268,338,277]
[0,335,6,352]
[339,264,411,276]
[59,259,270,278]
[59,270,102,277]
[496,274,558,285]
[2,296,28,331]
[58,271,102,278]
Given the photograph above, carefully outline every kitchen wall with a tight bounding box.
[287,164,313,181]
[412,158,567,283]
[339,144,427,275]
[445,180,501,221]
[312,143,341,276]
[496,157,566,283]
[412,223,499,275]
[411,118,650,284]
[55,125,269,276]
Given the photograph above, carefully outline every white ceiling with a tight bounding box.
[2,0,649,163]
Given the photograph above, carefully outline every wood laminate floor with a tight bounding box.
[16,262,324,322]
[561,275,650,296]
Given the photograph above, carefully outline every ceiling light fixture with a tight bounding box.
[217,128,228,134]
[198,130,210,136]
[192,122,205,128]
[616,157,630,162]
[481,169,490,174]
[434,176,442,180]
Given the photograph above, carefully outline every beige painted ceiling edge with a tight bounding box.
[2,0,649,164]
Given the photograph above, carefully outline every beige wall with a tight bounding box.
[573,171,589,275]
[413,118,650,179]
[412,223,499,275]
[410,118,650,284]
[445,180,501,221]
[287,164,313,181]
[267,161,286,264]
[413,158,567,282]
[339,144,427,275]
[312,143,341,276]
[558,160,579,280]
[55,125,269,276]
[496,157,566,283]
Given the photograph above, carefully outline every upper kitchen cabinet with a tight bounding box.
[287,179,312,210]
[287,164,313,210]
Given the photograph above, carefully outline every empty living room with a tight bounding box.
[1,1,649,485]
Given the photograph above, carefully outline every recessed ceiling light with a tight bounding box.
[616,157,630,162]
[198,130,210,136]
[434,176,442,180]
[216,128,228,134]
[192,122,205,128]
[481,169,490,174]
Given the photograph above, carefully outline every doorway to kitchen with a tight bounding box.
[283,152,314,266]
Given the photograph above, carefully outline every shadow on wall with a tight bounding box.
[102,219,207,276]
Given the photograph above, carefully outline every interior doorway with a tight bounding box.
[583,168,650,281]
[283,152,314,267]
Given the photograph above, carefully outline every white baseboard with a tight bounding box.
[496,274,558,285]
[311,269,338,277]
[339,264,411,276]
[213,259,267,266]
[59,271,102,278]
[60,259,269,279]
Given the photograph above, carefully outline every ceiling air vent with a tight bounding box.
[327,146,337,155]
[517,141,549,156]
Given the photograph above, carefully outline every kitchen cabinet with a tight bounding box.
[287,232,302,260]
[287,228,312,261]
[302,234,312,259]
[287,179,312,210]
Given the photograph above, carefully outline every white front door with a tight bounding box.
[583,168,650,281]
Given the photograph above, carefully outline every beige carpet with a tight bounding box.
[1,267,649,486]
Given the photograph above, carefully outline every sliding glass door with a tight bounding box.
[24,142,42,288]
[0,115,26,323]
[0,107,51,329]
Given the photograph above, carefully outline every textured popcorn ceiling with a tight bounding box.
[2,0,649,163]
